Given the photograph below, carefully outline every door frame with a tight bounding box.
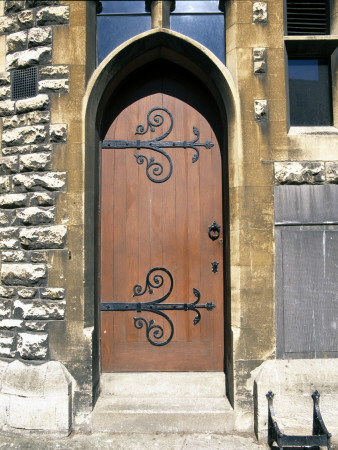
[83,28,241,406]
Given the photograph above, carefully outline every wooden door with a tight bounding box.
[100,69,224,372]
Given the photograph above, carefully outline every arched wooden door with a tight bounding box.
[100,66,224,372]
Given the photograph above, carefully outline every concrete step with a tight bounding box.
[90,373,234,434]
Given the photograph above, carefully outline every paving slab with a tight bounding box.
[0,432,268,450]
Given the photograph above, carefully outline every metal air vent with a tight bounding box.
[287,0,330,35]
[11,66,38,101]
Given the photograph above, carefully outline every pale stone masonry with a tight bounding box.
[0,0,69,362]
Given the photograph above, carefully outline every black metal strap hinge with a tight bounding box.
[102,107,214,183]
[100,267,215,346]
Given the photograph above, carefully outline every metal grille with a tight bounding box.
[11,66,38,100]
[287,0,330,35]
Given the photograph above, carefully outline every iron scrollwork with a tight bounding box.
[102,107,214,183]
[101,267,216,346]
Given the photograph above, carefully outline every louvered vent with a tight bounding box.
[11,66,38,101]
[287,0,329,35]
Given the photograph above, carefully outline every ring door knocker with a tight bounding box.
[208,221,221,241]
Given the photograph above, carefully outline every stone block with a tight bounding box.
[30,143,52,153]
[0,85,11,100]
[0,176,11,193]
[1,263,47,286]
[16,94,49,113]
[40,287,65,300]
[275,162,325,184]
[30,251,47,263]
[0,301,12,319]
[19,224,67,249]
[0,100,15,116]
[50,123,67,142]
[17,332,48,359]
[28,26,52,48]
[253,48,266,60]
[0,227,20,250]
[26,0,60,6]
[0,319,23,330]
[2,359,46,396]
[3,360,72,434]
[2,125,48,147]
[17,10,35,29]
[38,79,69,94]
[19,152,51,172]
[36,5,70,26]
[0,193,27,208]
[25,321,48,331]
[13,172,66,191]
[39,65,69,79]
[1,250,26,262]
[26,110,50,125]
[29,192,54,206]
[2,144,52,157]
[254,99,268,121]
[0,210,13,226]
[7,46,51,70]
[0,360,9,387]
[17,288,36,299]
[0,72,10,86]
[16,206,54,225]
[6,30,27,53]
[253,47,267,74]
[254,60,266,74]
[5,1,25,13]
[326,162,338,183]
[253,2,268,23]
[0,287,16,298]
[13,299,65,319]
[0,155,19,174]
[0,16,19,35]
[2,114,27,129]
[0,331,16,358]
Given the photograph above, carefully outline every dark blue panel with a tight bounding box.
[288,58,332,126]
[97,15,151,63]
[174,1,220,13]
[171,14,225,62]
[289,59,319,81]
[100,1,147,14]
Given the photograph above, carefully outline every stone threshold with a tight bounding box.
[90,372,235,434]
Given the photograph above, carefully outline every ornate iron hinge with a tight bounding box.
[100,267,216,346]
[102,107,214,183]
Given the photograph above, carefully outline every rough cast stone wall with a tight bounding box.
[0,0,69,361]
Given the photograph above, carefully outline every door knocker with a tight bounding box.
[208,221,221,241]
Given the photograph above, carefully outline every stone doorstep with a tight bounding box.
[91,397,234,434]
[100,372,227,398]
[91,372,234,434]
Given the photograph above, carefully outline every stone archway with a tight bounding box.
[83,28,242,411]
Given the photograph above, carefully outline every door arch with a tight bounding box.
[99,62,225,371]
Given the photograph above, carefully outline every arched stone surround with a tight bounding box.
[82,27,242,409]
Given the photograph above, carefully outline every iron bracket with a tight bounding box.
[266,390,332,449]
